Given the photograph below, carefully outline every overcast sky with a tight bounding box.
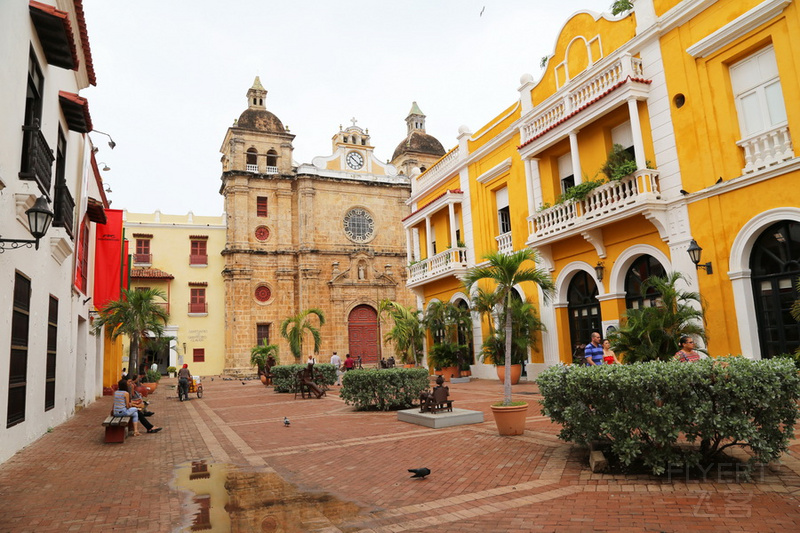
[81,0,612,216]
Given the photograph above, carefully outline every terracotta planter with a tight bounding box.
[403,364,415,368]
[495,364,522,385]
[490,402,529,436]
[441,366,459,382]
[143,382,158,394]
[260,374,268,385]
[460,370,471,377]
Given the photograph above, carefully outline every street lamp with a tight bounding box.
[594,261,605,282]
[92,129,116,149]
[0,196,55,252]
[687,239,713,274]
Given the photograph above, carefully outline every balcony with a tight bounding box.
[495,232,513,255]
[154,301,170,315]
[527,170,663,246]
[265,165,278,174]
[737,125,794,175]
[189,254,208,266]
[246,164,258,172]
[407,247,468,288]
[19,121,55,195]
[133,253,152,264]
[412,146,462,195]
[519,53,649,156]
[188,302,208,314]
[52,183,75,238]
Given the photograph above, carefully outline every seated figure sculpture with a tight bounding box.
[419,375,453,414]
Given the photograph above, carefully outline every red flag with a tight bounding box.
[94,209,124,311]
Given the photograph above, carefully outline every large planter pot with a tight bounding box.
[496,364,522,385]
[490,402,529,436]
[143,382,158,394]
[260,374,268,385]
[441,366,460,382]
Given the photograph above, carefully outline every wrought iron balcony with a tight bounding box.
[19,121,55,195]
[407,247,468,288]
[527,170,662,245]
[52,183,75,238]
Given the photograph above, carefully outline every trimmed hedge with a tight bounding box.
[272,364,336,393]
[537,357,800,475]
[339,368,430,411]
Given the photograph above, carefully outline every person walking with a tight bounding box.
[177,363,192,401]
[330,352,342,386]
[602,339,621,365]
[674,336,702,362]
[584,332,604,366]
[344,353,355,372]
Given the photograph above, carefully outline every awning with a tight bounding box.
[86,197,107,224]
[130,268,175,280]
[59,91,92,133]
[29,1,79,71]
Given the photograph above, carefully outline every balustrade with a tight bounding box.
[495,232,513,255]
[407,247,467,285]
[736,125,794,174]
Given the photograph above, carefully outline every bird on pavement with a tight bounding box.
[408,467,431,479]
[284,417,290,427]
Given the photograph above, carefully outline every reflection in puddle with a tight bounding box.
[173,460,363,532]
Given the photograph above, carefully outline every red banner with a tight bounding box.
[94,209,124,311]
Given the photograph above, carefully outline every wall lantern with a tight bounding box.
[92,129,116,149]
[687,239,713,274]
[594,261,605,282]
[0,196,55,252]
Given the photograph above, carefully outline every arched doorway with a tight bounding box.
[568,271,602,353]
[454,298,474,366]
[625,255,666,309]
[751,220,800,357]
[348,305,379,365]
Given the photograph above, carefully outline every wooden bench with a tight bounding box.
[102,415,134,443]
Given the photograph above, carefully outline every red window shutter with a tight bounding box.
[257,196,268,217]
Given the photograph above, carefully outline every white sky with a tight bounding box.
[81,0,612,216]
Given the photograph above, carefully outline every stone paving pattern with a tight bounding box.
[1,376,800,532]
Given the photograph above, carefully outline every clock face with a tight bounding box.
[346,151,364,170]
[343,208,375,243]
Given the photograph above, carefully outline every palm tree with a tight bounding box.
[250,339,279,372]
[463,249,554,405]
[423,300,472,370]
[280,308,325,362]
[609,271,706,363]
[378,299,424,365]
[92,288,170,377]
[482,297,545,366]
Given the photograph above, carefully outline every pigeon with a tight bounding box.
[715,176,723,184]
[408,467,430,479]
[679,189,690,196]
[242,381,246,385]
[283,417,290,427]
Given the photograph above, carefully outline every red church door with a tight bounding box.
[348,305,379,365]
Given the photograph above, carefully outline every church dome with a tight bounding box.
[392,130,445,161]
[236,108,285,134]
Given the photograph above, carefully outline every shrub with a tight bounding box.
[271,364,336,393]
[144,369,161,382]
[339,368,430,411]
[537,357,800,475]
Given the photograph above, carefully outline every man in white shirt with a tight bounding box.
[330,352,342,386]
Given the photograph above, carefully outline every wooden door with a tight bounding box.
[348,305,379,365]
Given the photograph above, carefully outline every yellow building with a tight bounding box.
[404,0,800,378]
[123,210,227,376]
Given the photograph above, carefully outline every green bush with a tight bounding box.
[144,369,161,382]
[339,368,430,411]
[271,364,336,393]
[537,357,800,475]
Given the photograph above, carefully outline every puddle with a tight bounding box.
[173,460,363,532]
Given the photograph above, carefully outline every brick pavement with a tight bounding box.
[1,376,800,532]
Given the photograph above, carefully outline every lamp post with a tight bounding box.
[0,196,55,252]
[91,129,116,149]
[687,239,713,274]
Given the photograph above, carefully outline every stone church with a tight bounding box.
[219,78,445,371]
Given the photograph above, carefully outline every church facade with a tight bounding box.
[219,79,441,371]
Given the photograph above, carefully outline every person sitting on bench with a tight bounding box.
[113,377,142,436]
[300,363,324,398]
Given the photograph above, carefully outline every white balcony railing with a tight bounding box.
[495,232,513,255]
[408,247,468,285]
[736,125,794,175]
[528,170,660,240]
[521,54,644,146]
[413,146,461,194]
[265,165,279,174]
[246,164,258,172]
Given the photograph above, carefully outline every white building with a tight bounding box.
[0,0,110,464]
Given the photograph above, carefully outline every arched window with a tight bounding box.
[625,255,666,309]
[567,271,602,352]
[266,149,278,172]
[751,220,800,357]
[246,148,258,173]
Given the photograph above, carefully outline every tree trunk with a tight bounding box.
[504,296,513,405]
[129,336,140,379]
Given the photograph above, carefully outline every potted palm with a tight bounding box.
[250,340,279,385]
[481,298,545,384]
[423,300,472,380]
[428,341,466,381]
[378,299,424,367]
[463,249,554,435]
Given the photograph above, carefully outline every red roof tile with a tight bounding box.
[130,268,174,280]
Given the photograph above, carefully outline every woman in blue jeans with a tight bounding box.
[113,377,141,436]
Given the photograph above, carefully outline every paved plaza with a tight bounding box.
[2,376,800,532]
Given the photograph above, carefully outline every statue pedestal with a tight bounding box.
[397,408,483,429]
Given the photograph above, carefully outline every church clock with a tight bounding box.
[346,151,364,170]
